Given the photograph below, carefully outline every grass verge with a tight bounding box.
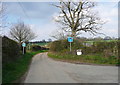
[2,50,47,83]
[48,52,119,66]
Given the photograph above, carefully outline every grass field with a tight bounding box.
[2,50,47,83]
[85,40,118,43]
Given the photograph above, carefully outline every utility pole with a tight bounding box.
[70,42,71,52]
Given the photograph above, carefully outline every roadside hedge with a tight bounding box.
[2,36,21,65]
[49,39,119,58]
[82,41,118,57]
[50,39,83,53]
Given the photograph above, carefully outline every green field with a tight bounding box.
[85,40,118,43]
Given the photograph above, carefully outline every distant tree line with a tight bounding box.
[76,36,118,41]
[30,39,52,44]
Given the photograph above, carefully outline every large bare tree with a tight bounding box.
[53,0,104,38]
[51,28,71,40]
[9,21,36,43]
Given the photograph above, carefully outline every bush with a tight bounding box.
[2,36,20,65]
[82,41,119,58]
[82,46,93,54]
[50,40,64,52]
[50,39,83,53]
[50,39,119,58]
[31,45,42,51]
[103,49,113,58]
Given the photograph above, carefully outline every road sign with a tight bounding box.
[68,37,73,52]
[22,42,26,55]
[68,37,73,42]
[22,42,26,47]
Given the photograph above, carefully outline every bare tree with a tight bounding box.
[53,0,105,38]
[51,28,71,40]
[9,21,36,43]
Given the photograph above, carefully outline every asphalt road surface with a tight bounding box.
[24,52,118,83]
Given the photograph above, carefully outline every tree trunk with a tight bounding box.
[71,31,76,38]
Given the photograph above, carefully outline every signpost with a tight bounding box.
[22,42,26,54]
[68,37,73,52]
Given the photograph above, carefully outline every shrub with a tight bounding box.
[50,39,119,58]
[92,41,117,53]
[50,40,64,52]
[31,45,42,51]
[82,46,93,54]
[103,49,113,58]
[31,45,49,51]
[50,39,83,53]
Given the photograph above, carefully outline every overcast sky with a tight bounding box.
[3,1,119,41]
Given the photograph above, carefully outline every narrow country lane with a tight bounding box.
[24,52,118,83]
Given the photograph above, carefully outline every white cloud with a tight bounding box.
[29,22,58,41]
[93,2,118,37]
[4,2,119,41]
